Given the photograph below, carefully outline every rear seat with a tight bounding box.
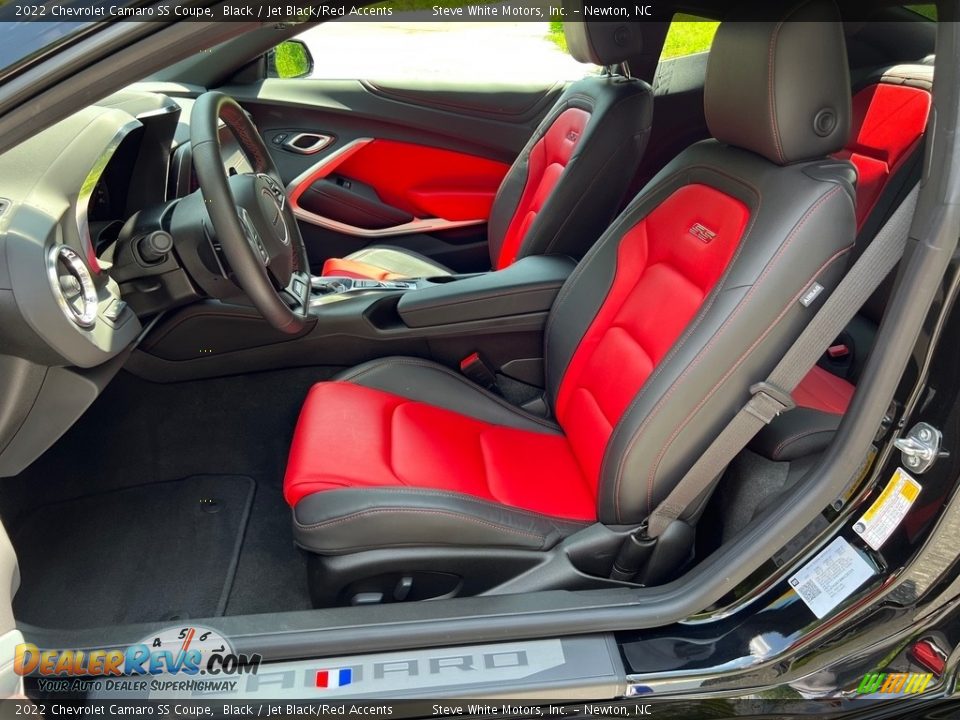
[751,62,932,461]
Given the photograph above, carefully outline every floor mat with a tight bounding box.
[12,475,254,630]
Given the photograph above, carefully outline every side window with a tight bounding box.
[660,13,721,60]
[270,21,599,84]
[904,4,937,20]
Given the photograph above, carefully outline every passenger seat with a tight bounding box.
[320,20,654,280]
[752,63,932,461]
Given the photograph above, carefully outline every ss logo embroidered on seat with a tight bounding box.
[689,223,717,242]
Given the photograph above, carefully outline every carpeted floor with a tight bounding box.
[13,475,253,628]
[0,366,340,628]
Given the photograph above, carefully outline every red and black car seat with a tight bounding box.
[752,61,933,461]
[283,2,856,587]
[319,22,654,281]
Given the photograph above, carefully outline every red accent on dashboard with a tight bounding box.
[554,184,750,485]
[283,382,597,520]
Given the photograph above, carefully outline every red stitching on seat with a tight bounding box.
[642,241,851,519]
[610,185,847,521]
[768,19,787,164]
[294,507,546,541]
[773,427,837,460]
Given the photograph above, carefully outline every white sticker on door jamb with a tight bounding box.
[788,536,875,619]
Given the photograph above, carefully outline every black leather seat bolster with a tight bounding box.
[293,488,588,554]
[749,407,843,462]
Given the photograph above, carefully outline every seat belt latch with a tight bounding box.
[460,352,499,392]
[746,382,796,425]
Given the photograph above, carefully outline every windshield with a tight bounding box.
[0,16,97,81]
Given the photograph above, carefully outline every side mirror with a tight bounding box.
[268,40,314,79]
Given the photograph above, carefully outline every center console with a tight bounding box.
[307,255,574,324]
[130,255,577,384]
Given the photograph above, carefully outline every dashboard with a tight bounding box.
[0,88,254,477]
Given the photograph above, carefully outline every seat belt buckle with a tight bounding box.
[827,343,851,358]
[460,352,499,392]
[746,382,796,424]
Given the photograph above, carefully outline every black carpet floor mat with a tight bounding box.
[1,367,336,622]
[11,475,254,629]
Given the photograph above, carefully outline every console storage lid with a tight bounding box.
[397,255,576,328]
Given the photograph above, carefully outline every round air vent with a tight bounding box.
[46,245,98,328]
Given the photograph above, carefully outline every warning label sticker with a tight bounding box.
[852,468,922,551]
[788,536,875,619]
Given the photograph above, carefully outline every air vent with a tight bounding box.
[46,245,98,328]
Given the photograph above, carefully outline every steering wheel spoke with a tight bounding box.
[189,92,311,334]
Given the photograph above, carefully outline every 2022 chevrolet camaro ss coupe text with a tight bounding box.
[2,1,960,716]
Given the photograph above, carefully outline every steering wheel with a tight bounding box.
[189,91,310,333]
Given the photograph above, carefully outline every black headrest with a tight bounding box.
[705,0,851,165]
[563,12,643,66]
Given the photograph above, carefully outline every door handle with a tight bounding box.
[284,132,334,155]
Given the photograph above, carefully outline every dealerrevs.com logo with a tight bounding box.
[15,625,261,694]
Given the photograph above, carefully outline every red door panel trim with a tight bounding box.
[334,139,510,221]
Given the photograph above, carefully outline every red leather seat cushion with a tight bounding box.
[793,365,855,415]
[284,382,597,521]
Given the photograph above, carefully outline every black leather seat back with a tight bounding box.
[542,0,858,524]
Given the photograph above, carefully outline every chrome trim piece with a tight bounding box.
[285,137,484,239]
[291,210,485,239]
[46,245,98,329]
[134,103,180,120]
[284,132,334,155]
[76,118,143,271]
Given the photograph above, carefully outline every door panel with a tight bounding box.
[221,78,562,273]
[333,139,509,220]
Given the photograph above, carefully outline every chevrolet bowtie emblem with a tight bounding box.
[689,222,717,242]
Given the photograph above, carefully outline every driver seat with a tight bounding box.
[284,2,856,605]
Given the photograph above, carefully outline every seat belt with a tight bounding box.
[612,185,919,583]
